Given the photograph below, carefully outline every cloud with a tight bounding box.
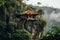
[24,0,60,8]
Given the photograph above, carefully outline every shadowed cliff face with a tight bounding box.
[40,7,60,31]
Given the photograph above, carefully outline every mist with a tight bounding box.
[40,6,60,31]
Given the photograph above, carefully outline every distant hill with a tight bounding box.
[39,6,60,31]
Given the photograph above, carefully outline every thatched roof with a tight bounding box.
[22,10,37,14]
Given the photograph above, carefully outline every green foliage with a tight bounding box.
[37,9,44,15]
[0,0,6,6]
[0,20,6,27]
[0,20,11,40]
[52,26,60,33]
[36,19,47,28]
[12,29,32,40]
[9,21,17,27]
[45,26,60,38]
[37,2,41,5]
[0,0,47,40]
[42,26,60,40]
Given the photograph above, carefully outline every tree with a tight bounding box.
[11,29,32,40]
[41,26,60,40]
[37,9,44,15]
[0,0,47,40]
[37,2,41,5]
[35,18,47,39]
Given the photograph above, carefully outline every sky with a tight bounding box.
[23,0,60,8]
